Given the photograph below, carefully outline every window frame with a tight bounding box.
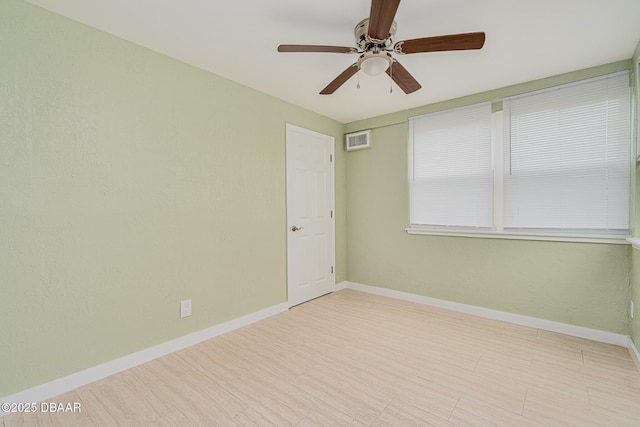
[636,57,640,162]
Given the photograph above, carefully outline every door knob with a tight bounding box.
[291,226,304,232]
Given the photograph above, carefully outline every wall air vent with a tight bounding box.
[345,130,371,151]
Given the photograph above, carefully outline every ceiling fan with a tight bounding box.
[277,0,485,95]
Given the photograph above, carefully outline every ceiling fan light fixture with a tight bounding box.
[358,53,392,76]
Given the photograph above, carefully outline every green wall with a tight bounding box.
[0,0,345,396]
[631,251,640,350]
[344,62,633,336]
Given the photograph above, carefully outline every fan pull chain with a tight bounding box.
[389,62,393,93]
[357,69,360,89]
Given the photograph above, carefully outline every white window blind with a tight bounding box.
[503,72,630,233]
[409,102,493,228]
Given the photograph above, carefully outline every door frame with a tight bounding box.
[285,123,336,307]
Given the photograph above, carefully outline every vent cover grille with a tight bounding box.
[345,130,371,151]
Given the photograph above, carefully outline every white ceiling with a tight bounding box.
[24,0,640,123]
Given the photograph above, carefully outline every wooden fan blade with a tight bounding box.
[395,32,486,54]
[278,45,357,54]
[386,60,421,94]
[368,0,401,40]
[320,64,358,95]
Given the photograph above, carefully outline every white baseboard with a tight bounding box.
[335,280,347,291]
[1,301,289,410]
[343,281,629,347]
[629,338,640,372]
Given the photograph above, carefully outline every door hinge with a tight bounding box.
[330,210,333,218]
[331,266,334,274]
[330,154,333,162]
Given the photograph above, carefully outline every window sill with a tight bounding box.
[626,237,640,250]
[406,227,629,245]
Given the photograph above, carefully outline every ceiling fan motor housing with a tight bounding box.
[354,18,396,51]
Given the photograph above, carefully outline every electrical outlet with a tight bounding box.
[631,300,635,319]
[180,299,192,318]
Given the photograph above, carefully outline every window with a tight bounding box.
[409,102,493,228]
[503,73,630,234]
[408,71,631,242]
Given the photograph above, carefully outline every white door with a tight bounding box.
[286,124,335,307]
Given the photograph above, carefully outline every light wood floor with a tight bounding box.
[4,289,640,426]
